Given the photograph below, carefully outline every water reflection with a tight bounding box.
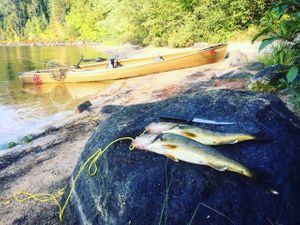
[22,82,113,111]
[0,46,110,145]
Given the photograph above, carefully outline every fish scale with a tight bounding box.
[144,133,255,178]
[146,122,256,145]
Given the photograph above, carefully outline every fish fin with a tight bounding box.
[165,153,179,162]
[209,164,228,172]
[227,140,238,144]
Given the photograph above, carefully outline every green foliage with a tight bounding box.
[24,16,49,41]
[252,0,300,50]
[258,43,297,67]
[290,82,300,111]
[0,0,273,46]
[253,0,300,110]
[287,67,298,82]
[22,135,33,143]
[5,135,33,149]
[65,0,106,41]
[248,80,288,93]
[7,142,17,148]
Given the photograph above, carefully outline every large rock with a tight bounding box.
[229,50,249,67]
[62,89,300,225]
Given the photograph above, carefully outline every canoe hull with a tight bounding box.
[19,44,228,84]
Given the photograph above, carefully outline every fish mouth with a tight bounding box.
[132,134,160,150]
[146,122,178,134]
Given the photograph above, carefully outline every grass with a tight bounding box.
[158,160,173,225]
[288,82,300,112]
[258,43,297,68]
[254,42,300,112]
[187,203,201,225]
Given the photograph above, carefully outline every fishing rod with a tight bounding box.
[74,55,107,68]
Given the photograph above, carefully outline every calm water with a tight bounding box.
[0,46,110,147]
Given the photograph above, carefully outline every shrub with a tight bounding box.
[253,0,300,110]
[258,43,297,68]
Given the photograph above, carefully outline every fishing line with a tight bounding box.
[13,136,136,221]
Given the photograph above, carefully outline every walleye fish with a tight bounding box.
[146,122,256,145]
[132,133,255,178]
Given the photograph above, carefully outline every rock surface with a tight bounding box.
[229,50,249,67]
[214,70,253,89]
[61,89,300,225]
[251,64,287,83]
[217,70,253,80]
[248,64,288,91]
[242,61,265,71]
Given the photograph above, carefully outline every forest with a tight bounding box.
[0,0,276,46]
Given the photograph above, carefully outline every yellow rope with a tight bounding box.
[59,136,134,221]
[13,136,136,222]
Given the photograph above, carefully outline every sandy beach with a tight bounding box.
[0,41,263,224]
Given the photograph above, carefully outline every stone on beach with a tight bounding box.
[229,50,249,67]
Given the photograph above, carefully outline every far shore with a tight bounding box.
[0,41,100,47]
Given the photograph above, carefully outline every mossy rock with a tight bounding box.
[7,142,17,148]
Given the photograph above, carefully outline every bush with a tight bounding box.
[258,43,297,68]
[253,0,300,110]
[0,0,273,45]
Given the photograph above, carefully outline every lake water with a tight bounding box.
[0,45,110,148]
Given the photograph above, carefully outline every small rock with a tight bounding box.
[208,72,217,80]
[76,100,92,113]
[229,50,249,67]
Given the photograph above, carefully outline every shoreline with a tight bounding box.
[0,41,272,224]
[0,41,261,149]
